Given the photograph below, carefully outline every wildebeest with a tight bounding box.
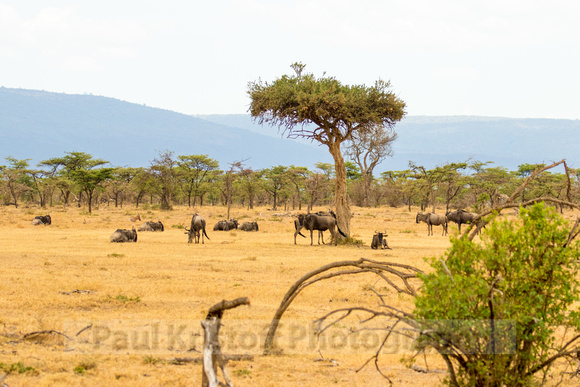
[294,211,339,244]
[239,221,259,232]
[32,214,51,226]
[416,212,448,236]
[213,219,238,231]
[294,214,308,244]
[138,220,164,232]
[446,209,481,233]
[186,214,210,244]
[110,227,138,243]
[300,212,347,246]
[371,230,391,249]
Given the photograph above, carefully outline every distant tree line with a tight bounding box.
[0,151,576,214]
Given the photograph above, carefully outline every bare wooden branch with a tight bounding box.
[23,330,73,341]
[202,297,250,387]
[263,258,422,354]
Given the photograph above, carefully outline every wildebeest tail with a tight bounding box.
[203,228,210,240]
[337,225,347,238]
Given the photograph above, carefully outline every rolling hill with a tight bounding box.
[1,87,578,174]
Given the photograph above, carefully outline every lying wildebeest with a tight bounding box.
[371,230,391,249]
[110,227,138,243]
[446,209,481,233]
[186,214,210,244]
[416,212,448,236]
[301,212,347,246]
[32,214,51,226]
[138,220,164,232]
[239,221,259,231]
[213,219,238,231]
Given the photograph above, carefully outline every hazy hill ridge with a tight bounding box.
[1,87,578,173]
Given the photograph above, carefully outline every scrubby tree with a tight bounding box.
[344,124,398,207]
[41,152,109,208]
[236,167,262,210]
[149,150,178,210]
[469,161,511,210]
[177,154,220,207]
[70,166,114,213]
[249,62,406,236]
[286,166,309,210]
[0,156,32,208]
[262,165,288,211]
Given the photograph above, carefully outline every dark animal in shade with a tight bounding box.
[239,221,259,231]
[186,214,210,244]
[213,219,238,231]
[371,231,391,249]
[416,212,448,236]
[110,227,138,243]
[32,214,51,226]
[446,209,481,233]
[138,220,164,232]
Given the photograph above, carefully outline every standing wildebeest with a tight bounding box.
[213,219,238,231]
[294,211,339,244]
[186,214,210,244]
[294,214,308,244]
[446,209,481,233]
[32,214,51,226]
[110,227,138,243]
[239,221,259,231]
[301,212,347,246]
[138,220,164,232]
[416,212,448,236]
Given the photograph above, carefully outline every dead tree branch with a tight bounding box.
[202,297,250,387]
[263,258,422,354]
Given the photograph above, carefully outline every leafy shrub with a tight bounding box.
[413,204,580,386]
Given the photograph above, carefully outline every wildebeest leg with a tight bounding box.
[310,229,314,245]
[318,231,324,245]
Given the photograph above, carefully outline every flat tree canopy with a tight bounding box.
[248,63,406,235]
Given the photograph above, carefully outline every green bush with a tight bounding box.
[414,204,580,386]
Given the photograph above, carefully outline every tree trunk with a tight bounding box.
[362,171,372,207]
[329,143,351,237]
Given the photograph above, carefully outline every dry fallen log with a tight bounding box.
[202,297,250,387]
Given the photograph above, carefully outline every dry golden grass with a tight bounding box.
[1,203,575,386]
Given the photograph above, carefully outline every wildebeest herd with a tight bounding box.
[32,207,483,247]
[416,209,482,236]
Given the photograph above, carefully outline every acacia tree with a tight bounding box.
[286,166,309,210]
[343,124,398,207]
[149,150,177,210]
[176,154,220,207]
[236,167,262,210]
[0,157,32,208]
[262,165,288,211]
[248,62,406,236]
[70,167,114,213]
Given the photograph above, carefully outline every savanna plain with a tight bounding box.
[1,204,577,386]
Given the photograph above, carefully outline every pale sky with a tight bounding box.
[1,1,579,119]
